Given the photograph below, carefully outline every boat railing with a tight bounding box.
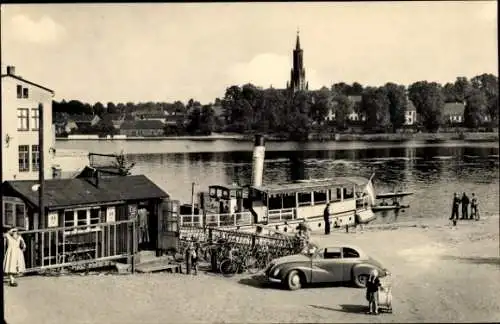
[267,208,296,223]
[179,215,202,227]
[204,211,253,227]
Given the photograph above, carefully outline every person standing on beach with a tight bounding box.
[470,193,479,220]
[461,192,470,220]
[323,203,331,235]
[450,193,460,223]
[3,227,26,287]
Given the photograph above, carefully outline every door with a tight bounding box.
[157,199,180,253]
[311,247,344,283]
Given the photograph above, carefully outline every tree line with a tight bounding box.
[53,73,498,139]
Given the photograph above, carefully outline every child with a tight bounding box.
[4,227,26,287]
[366,269,381,315]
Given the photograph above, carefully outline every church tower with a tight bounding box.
[287,30,308,93]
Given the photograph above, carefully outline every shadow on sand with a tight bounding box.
[441,255,500,266]
[238,275,355,290]
[309,304,369,314]
[238,275,275,289]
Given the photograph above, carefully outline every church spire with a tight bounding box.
[295,28,301,50]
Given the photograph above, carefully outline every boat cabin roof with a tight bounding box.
[209,184,243,191]
[252,177,368,195]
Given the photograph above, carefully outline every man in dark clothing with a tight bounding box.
[450,193,460,223]
[323,203,331,235]
[470,193,479,220]
[461,192,470,220]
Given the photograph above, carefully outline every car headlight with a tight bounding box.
[272,267,280,277]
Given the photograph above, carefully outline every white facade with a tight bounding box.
[1,68,55,181]
[404,110,417,125]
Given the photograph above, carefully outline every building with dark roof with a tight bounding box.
[443,102,465,124]
[1,175,170,270]
[119,120,165,137]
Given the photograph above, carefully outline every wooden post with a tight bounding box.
[191,182,195,222]
[39,103,45,229]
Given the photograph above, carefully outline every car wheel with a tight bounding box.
[353,273,369,288]
[286,270,302,291]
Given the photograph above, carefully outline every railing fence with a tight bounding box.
[5,220,136,274]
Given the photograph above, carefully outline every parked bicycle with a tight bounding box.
[219,246,258,277]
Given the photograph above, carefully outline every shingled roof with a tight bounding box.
[443,102,465,115]
[120,120,165,130]
[1,175,169,209]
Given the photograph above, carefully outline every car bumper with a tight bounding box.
[268,277,282,284]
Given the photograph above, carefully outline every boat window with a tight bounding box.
[330,188,342,202]
[268,195,282,210]
[209,187,217,198]
[298,192,312,206]
[313,190,327,204]
[252,189,263,201]
[342,247,360,258]
[282,193,296,209]
[229,190,237,198]
[343,186,354,199]
[222,189,229,199]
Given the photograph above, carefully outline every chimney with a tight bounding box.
[94,169,99,188]
[251,134,266,187]
[6,66,15,75]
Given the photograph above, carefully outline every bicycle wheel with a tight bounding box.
[219,259,238,277]
[245,254,260,274]
[67,254,79,272]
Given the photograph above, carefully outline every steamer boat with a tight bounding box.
[180,135,411,233]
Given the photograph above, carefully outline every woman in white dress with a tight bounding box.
[4,227,26,287]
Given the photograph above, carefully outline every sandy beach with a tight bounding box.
[5,216,499,324]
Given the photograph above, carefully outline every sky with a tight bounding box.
[1,2,497,105]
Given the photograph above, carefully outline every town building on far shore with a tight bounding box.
[443,102,465,125]
[286,30,308,94]
[120,120,165,137]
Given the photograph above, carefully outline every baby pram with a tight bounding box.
[377,273,393,313]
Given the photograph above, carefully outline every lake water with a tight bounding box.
[56,139,499,224]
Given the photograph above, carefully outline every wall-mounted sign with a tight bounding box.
[48,212,58,227]
[106,207,116,223]
[128,204,138,218]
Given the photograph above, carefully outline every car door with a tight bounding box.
[311,247,344,283]
[340,247,362,281]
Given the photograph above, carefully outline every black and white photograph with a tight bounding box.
[1,1,498,323]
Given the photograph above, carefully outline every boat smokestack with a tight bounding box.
[251,135,265,187]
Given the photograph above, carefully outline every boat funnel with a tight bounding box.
[251,135,265,187]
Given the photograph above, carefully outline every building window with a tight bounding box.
[22,87,29,98]
[31,145,40,171]
[77,210,87,226]
[16,85,22,98]
[64,211,75,227]
[18,145,29,172]
[4,203,14,226]
[63,208,102,234]
[31,108,40,130]
[2,200,27,230]
[17,108,29,131]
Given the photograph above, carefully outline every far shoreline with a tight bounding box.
[56,131,499,142]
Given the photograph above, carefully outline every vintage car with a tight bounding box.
[265,244,389,290]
